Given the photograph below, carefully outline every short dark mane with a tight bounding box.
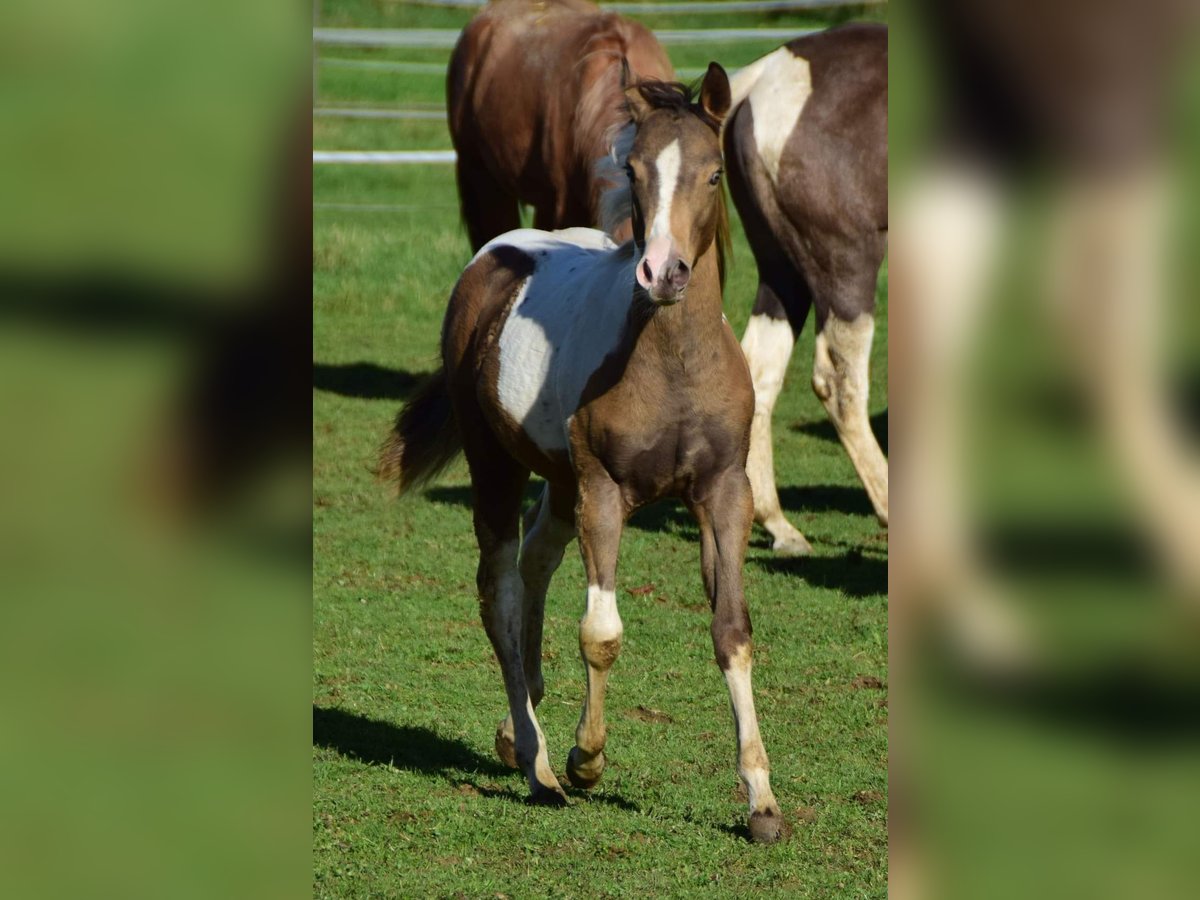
[628,79,723,133]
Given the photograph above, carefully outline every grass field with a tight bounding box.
[314,3,888,896]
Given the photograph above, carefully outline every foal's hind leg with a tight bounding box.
[495,482,577,769]
[692,467,787,843]
[467,447,566,805]
[565,468,624,790]
[812,299,889,525]
[741,263,815,556]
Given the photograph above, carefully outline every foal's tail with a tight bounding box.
[377,369,462,495]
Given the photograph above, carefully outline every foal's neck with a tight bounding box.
[637,244,725,371]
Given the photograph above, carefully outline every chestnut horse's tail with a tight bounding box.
[378,369,461,495]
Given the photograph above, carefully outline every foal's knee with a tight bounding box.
[712,614,752,671]
[579,587,623,670]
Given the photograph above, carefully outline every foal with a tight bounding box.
[382,65,787,843]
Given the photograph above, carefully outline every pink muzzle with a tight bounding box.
[636,236,691,303]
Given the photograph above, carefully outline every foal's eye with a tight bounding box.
[708,169,723,186]
[624,164,636,182]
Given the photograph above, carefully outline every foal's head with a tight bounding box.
[621,64,731,306]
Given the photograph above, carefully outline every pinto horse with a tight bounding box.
[725,24,888,555]
[447,0,673,250]
[381,65,788,843]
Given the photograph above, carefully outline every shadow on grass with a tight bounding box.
[313,705,643,810]
[426,484,880,556]
[627,499,697,539]
[790,408,888,453]
[425,483,543,511]
[312,361,425,400]
[753,550,887,598]
[937,658,1200,743]
[982,521,1151,578]
[313,705,510,779]
[777,484,875,518]
[716,821,753,843]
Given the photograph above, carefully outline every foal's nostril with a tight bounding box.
[670,260,691,289]
[641,259,654,285]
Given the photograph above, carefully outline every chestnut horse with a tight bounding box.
[725,24,888,555]
[382,66,788,842]
[447,0,673,250]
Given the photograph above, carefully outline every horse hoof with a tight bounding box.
[565,747,605,790]
[494,724,518,769]
[528,782,569,807]
[772,530,813,557]
[748,808,791,844]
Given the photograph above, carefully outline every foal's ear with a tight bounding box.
[621,58,652,123]
[699,62,731,127]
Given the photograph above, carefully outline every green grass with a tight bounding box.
[314,3,887,896]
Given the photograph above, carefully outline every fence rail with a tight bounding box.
[394,0,880,10]
[315,107,447,120]
[314,26,810,48]
[314,150,457,164]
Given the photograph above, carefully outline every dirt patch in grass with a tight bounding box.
[626,705,673,724]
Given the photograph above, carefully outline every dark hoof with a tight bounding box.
[494,725,518,769]
[528,782,569,807]
[565,746,605,790]
[748,809,791,844]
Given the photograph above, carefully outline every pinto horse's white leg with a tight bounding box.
[742,312,813,556]
[694,467,788,843]
[812,312,889,525]
[495,484,576,769]
[565,473,624,790]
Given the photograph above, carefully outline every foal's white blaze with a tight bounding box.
[741,47,812,184]
[640,139,682,286]
[648,139,681,241]
[491,228,633,453]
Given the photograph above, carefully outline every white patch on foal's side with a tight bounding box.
[489,228,634,453]
[648,139,681,241]
[741,47,812,184]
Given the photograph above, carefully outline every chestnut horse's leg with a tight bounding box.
[811,304,889,525]
[741,260,814,557]
[465,437,566,805]
[455,157,521,253]
[494,482,577,769]
[565,468,624,790]
[692,466,788,844]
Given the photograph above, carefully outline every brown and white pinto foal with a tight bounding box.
[725,24,888,555]
[381,65,787,843]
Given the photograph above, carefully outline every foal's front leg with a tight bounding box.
[694,467,788,843]
[565,472,625,790]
